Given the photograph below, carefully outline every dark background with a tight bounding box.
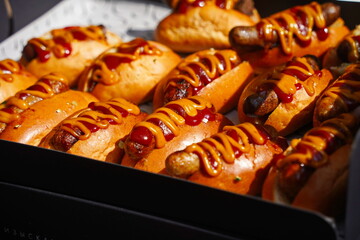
[0,0,359,43]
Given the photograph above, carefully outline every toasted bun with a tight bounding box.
[153,49,254,113]
[155,3,258,53]
[236,18,350,68]
[292,144,349,216]
[238,66,333,136]
[39,99,147,163]
[262,112,359,216]
[323,25,360,70]
[0,59,38,103]
[263,144,350,217]
[78,39,181,104]
[121,113,232,173]
[313,63,360,127]
[0,90,98,146]
[189,141,284,195]
[20,26,121,88]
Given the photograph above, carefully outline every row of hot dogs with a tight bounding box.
[0,0,360,218]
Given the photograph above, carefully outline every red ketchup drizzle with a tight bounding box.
[78,120,100,133]
[190,64,212,94]
[129,126,153,146]
[27,79,50,93]
[71,30,88,41]
[70,102,129,136]
[308,128,343,155]
[226,129,242,158]
[272,59,313,103]
[104,39,150,70]
[353,35,360,44]
[0,107,14,115]
[215,0,227,8]
[0,64,12,74]
[104,55,130,70]
[274,87,293,103]
[129,102,216,146]
[53,37,72,58]
[295,143,324,165]
[316,27,329,41]
[34,46,51,63]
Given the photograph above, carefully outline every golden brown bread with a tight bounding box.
[39,98,147,163]
[20,25,121,88]
[0,73,98,146]
[0,59,38,103]
[262,113,360,216]
[155,0,259,53]
[238,56,333,136]
[78,38,181,104]
[121,96,233,173]
[153,48,254,113]
[165,122,287,195]
[229,2,350,68]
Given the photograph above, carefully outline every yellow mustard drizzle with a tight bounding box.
[28,25,107,59]
[322,64,360,111]
[0,73,67,124]
[167,50,239,89]
[184,123,266,177]
[60,98,140,141]
[260,1,325,54]
[134,96,213,149]
[278,113,355,169]
[344,35,360,62]
[90,38,163,85]
[261,57,315,96]
[0,59,22,82]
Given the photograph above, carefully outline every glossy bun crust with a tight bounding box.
[155,1,259,53]
[0,59,38,103]
[20,25,122,87]
[153,49,254,113]
[0,90,98,146]
[78,39,181,104]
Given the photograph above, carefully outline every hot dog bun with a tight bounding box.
[229,2,350,68]
[39,98,147,163]
[238,55,333,136]
[0,59,38,103]
[262,112,360,216]
[20,25,122,88]
[313,63,360,127]
[155,0,259,53]
[0,73,98,146]
[153,48,254,113]
[165,122,287,195]
[322,25,360,73]
[78,38,181,104]
[121,96,232,173]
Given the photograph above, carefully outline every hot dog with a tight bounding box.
[313,63,360,127]
[229,2,350,68]
[20,25,122,88]
[78,38,181,104]
[39,98,147,163]
[262,112,360,216]
[153,48,254,113]
[0,59,38,103]
[121,96,232,173]
[155,0,260,53]
[322,25,360,74]
[165,122,287,195]
[238,55,333,136]
[0,73,98,146]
